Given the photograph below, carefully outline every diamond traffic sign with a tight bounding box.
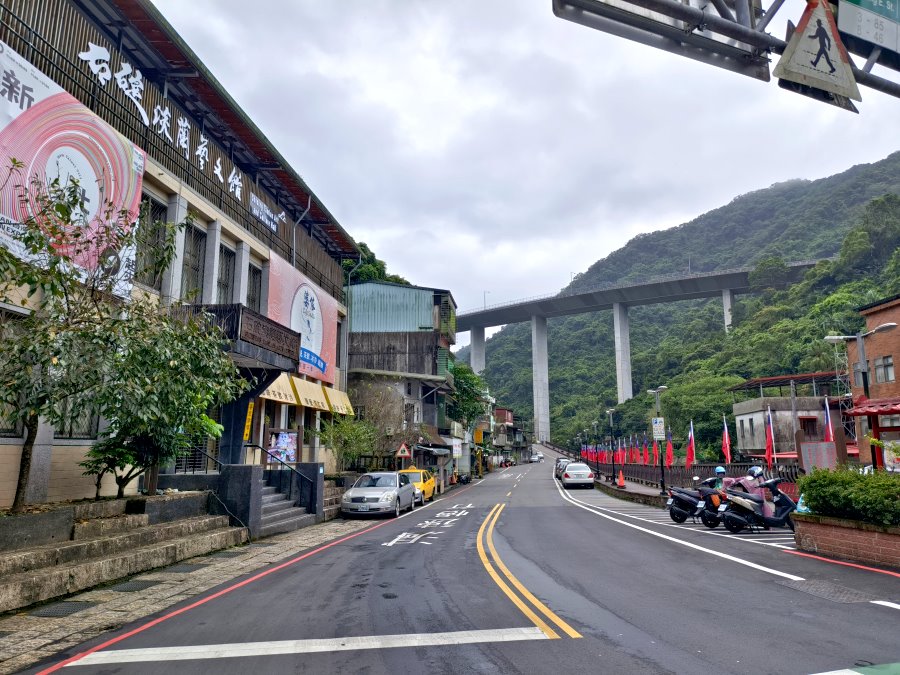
[773,0,862,102]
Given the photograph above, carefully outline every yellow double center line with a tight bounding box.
[476,503,582,640]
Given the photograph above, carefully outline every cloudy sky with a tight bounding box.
[153,0,898,344]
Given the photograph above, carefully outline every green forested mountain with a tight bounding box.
[460,151,900,457]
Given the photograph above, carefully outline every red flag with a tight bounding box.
[665,431,674,468]
[642,437,649,465]
[722,415,732,465]
[823,396,834,443]
[764,406,775,470]
[685,421,695,468]
[652,439,659,465]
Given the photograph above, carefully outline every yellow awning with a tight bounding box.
[258,373,299,404]
[292,377,331,412]
[322,386,354,416]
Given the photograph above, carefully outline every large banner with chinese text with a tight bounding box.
[0,39,145,282]
[267,253,339,384]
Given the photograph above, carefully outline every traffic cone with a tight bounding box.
[616,470,626,489]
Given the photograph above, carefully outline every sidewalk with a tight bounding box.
[0,518,372,674]
[593,473,668,508]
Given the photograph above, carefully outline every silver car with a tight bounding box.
[555,458,573,479]
[341,472,416,517]
[560,462,595,489]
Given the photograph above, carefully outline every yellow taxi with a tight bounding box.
[398,465,436,505]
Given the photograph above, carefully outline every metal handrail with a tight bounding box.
[174,446,224,474]
[246,444,314,507]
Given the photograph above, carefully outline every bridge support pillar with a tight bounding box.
[531,315,550,443]
[722,289,734,332]
[613,302,633,403]
[470,326,486,374]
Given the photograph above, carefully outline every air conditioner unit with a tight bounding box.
[385,426,395,436]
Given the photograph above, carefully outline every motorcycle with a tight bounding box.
[719,477,797,533]
[667,477,713,525]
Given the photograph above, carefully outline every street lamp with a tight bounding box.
[824,322,897,469]
[591,420,599,475]
[648,385,668,495]
[606,407,616,483]
[824,323,897,399]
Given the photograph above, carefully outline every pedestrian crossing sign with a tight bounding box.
[774,0,862,101]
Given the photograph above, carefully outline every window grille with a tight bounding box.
[134,196,168,291]
[217,246,235,304]
[181,226,207,301]
[247,264,262,312]
[55,398,100,440]
[0,400,22,438]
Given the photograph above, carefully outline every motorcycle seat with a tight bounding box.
[726,489,763,503]
[672,488,701,498]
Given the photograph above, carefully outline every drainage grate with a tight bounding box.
[109,580,161,592]
[776,579,876,603]
[161,563,207,574]
[30,601,97,617]
[208,550,245,558]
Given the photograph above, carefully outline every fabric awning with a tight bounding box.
[322,386,354,415]
[292,377,331,412]
[845,397,900,417]
[417,445,450,456]
[258,373,299,404]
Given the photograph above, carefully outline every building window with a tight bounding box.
[134,196,168,291]
[749,418,755,438]
[404,403,415,425]
[0,400,22,437]
[247,264,262,312]
[406,382,412,396]
[874,356,895,384]
[879,414,900,428]
[217,246,235,304]
[355,405,366,421]
[181,225,207,302]
[54,398,100,440]
[799,417,817,439]
[739,419,745,439]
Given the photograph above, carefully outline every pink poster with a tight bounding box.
[0,39,145,280]
[267,253,339,384]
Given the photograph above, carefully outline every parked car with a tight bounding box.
[555,458,573,479]
[340,472,416,517]
[560,462,594,489]
[398,465,436,505]
[530,454,541,463]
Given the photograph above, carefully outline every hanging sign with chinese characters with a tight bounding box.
[74,35,290,242]
[0,39,145,293]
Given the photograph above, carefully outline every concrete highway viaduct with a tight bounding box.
[457,261,820,443]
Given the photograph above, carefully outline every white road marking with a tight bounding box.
[552,479,805,581]
[870,600,900,611]
[67,627,549,665]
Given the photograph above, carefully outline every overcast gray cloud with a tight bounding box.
[152,0,899,340]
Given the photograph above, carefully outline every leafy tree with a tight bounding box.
[0,169,245,510]
[748,256,790,290]
[344,242,409,285]
[318,415,378,473]
[446,362,488,428]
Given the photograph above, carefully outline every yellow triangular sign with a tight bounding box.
[773,0,861,102]
[395,443,411,458]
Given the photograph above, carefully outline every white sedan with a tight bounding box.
[560,462,595,489]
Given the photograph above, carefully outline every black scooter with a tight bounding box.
[667,477,714,524]
[720,477,797,533]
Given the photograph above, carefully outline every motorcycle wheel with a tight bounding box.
[700,511,720,529]
[669,505,688,523]
[723,515,744,534]
[786,516,795,532]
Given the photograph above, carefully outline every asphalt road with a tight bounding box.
[27,451,900,674]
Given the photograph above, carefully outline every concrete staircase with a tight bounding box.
[0,493,247,614]
[323,480,345,521]
[259,484,316,538]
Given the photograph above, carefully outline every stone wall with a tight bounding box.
[793,513,900,569]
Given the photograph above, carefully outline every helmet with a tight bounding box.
[715,466,726,475]
[748,466,764,478]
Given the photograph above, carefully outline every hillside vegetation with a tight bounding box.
[464,151,900,458]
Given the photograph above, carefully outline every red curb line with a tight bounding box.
[37,517,398,673]
[783,549,900,578]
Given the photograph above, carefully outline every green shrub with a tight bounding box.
[798,467,900,527]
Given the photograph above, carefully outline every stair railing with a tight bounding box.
[245,444,315,510]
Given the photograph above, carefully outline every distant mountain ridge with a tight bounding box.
[461,149,900,433]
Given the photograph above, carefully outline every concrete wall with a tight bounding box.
[0,442,135,510]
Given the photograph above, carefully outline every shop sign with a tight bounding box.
[239,310,301,361]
